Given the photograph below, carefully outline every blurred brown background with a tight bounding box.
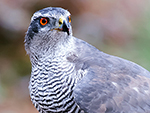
[0,0,150,113]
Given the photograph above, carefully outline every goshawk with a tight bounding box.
[25,7,150,113]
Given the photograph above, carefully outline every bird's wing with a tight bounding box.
[70,38,150,113]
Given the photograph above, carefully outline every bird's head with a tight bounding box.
[25,7,72,57]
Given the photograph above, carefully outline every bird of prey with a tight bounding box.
[24,7,150,113]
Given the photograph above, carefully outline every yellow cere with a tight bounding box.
[59,18,63,26]
[59,16,68,26]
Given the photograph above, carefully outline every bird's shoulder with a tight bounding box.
[68,37,150,79]
[68,37,150,113]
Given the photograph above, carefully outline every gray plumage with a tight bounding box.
[25,7,150,113]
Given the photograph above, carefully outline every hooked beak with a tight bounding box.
[55,20,70,35]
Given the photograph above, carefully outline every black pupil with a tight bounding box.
[42,19,46,23]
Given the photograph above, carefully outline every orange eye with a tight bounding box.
[68,16,71,23]
[40,17,48,26]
